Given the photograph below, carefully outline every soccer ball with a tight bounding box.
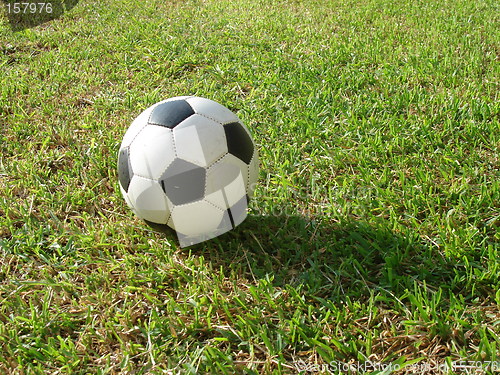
[117,96,259,247]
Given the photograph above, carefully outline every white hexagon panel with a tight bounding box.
[118,96,259,247]
[173,114,227,167]
[168,201,233,247]
[120,106,153,149]
[129,125,176,179]
[205,154,248,210]
[186,97,239,124]
[127,176,172,224]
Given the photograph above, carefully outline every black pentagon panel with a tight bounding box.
[144,220,176,235]
[148,100,195,128]
[118,147,132,192]
[160,159,206,205]
[224,122,254,164]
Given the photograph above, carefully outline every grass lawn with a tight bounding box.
[0,0,499,373]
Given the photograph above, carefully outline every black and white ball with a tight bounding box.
[118,96,259,247]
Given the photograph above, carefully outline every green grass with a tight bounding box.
[0,0,499,373]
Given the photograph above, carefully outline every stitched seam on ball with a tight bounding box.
[173,199,224,213]
[203,166,208,200]
[206,152,228,171]
[205,152,227,197]
[205,130,228,170]
[204,198,226,212]
[246,158,251,192]
[126,122,148,149]
[153,128,176,183]
[170,128,178,158]
[195,112,226,126]
[247,152,258,192]
[131,172,156,180]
